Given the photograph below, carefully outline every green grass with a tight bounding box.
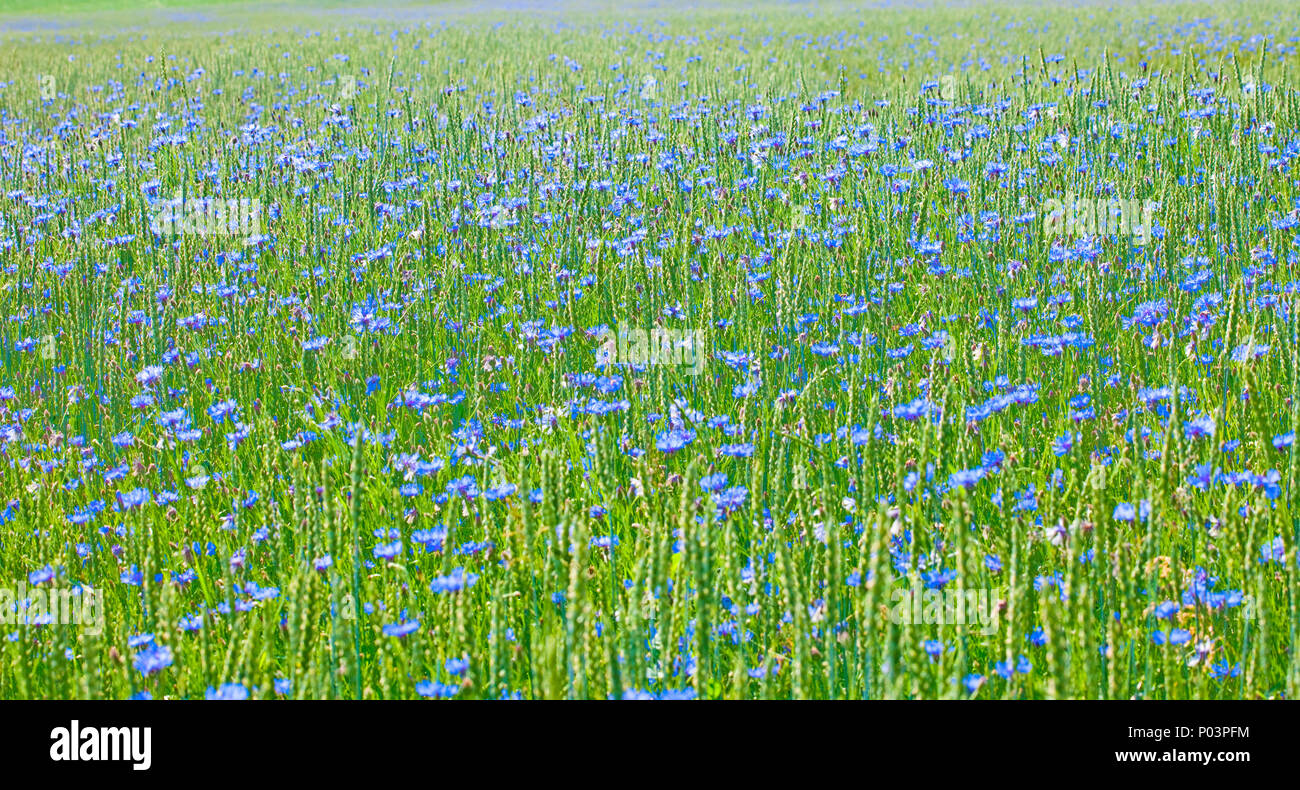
[0,0,362,15]
[0,0,1297,700]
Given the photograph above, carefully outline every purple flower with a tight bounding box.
[133,644,174,677]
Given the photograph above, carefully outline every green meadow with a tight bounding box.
[0,0,1298,700]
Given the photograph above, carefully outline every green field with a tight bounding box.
[1,0,1298,700]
